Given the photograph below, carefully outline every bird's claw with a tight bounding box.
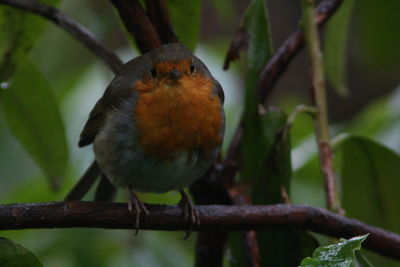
[179,190,200,239]
[128,188,150,235]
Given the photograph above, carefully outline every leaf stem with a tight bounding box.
[287,105,317,127]
[301,0,342,213]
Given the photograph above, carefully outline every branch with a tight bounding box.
[1,202,400,261]
[257,0,344,103]
[0,0,123,73]
[145,0,178,44]
[110,0,162,53]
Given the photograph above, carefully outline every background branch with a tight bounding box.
[144,0,178,44]
[0,0,123,73]
[1,202,399,261]
[222,0,345,181]
[257,0,344,103]
[110,0,162,53]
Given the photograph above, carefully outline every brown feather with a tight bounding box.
[79,99,105,147]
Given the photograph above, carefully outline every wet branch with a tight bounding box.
[1,202,400,261]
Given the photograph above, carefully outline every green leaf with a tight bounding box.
[240,0,273,182]
[0,237,43,267]
[254,110,320,266]
[236,107,320,267]
[0,59,69,189]
[324,0,355,97]
[226,232,247,267]
[241,107,286,182]
[208,0,235,23]
[242,0,272,70]
[300,235,368,267]
[0,0,60,81]
[167,0,200,51]
[252,108,290,202]
[353,0,400,72]
[334,134,400,266]
[334,134,400,232]
[291,143,325,208]
[231,3,319,265]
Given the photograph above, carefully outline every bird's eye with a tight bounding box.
[190,64,196,74]
[150,68,157,78]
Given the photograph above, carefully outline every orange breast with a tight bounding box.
[134,75,223,158]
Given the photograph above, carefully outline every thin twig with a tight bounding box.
[242,227,262,266]
[301,0,341,213]
[223,27,249,70]
[110,0,162,53]
[257,0,344,103]
[1,202,400,260]
[0,0,123,73]
[286,105,317,127]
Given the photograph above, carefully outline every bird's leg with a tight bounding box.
[128,186,150,235]
[178,189,200,239]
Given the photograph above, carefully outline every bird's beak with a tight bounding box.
[168,69,182,80]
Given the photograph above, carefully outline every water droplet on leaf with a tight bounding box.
[0,81,10,89]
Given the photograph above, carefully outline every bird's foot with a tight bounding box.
[128,187,150,235]
[178,189,200,239]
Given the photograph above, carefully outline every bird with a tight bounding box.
[65,43,225,236]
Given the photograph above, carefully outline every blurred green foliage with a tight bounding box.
[0,0,60,80]
[0,237,42,267]
[168,0,201,50]
[324,0,354,96]
[335,134,400,267]
[0,0,399,266]
[1,59,69,189]
[240,0,272,182]
[353,0,400,73]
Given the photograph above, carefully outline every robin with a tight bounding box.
[65,43,225,235]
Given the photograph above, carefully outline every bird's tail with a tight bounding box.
[65,160,117,201]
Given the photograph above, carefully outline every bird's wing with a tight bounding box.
[213,79,225,105]
[78,56,148,147]
[78,97,105,147]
